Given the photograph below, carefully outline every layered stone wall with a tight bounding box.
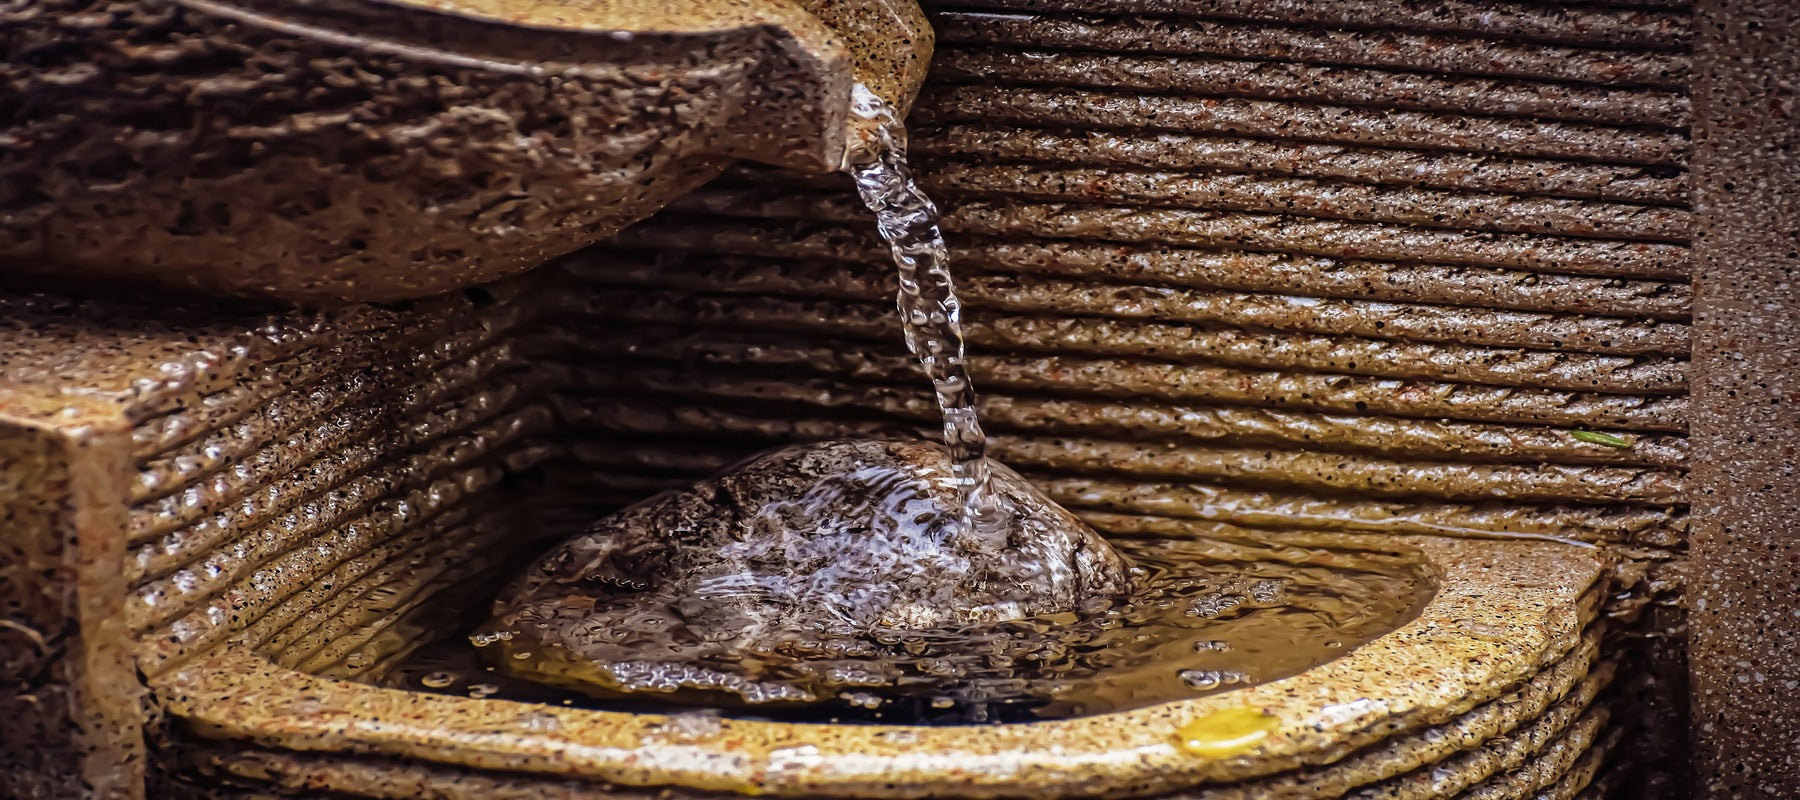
[566,1,1695,792]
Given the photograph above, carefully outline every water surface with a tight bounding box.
[386,534,1434,725]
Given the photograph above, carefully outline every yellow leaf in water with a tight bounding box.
[1175,707,1279,758]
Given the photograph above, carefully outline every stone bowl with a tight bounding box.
[151,530,1609,799]
[0,0,930,303]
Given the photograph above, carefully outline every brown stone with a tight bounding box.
[479,438,1129,705]
[5,0,1777,796]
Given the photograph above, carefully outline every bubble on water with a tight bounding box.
[1179,669,1250,691]
[419,671,456,689]
[1179,670,1218,690]
[841,691,883,709]
[466,683,499,699]
[1249,579,1286,604]
[469,631,511,647]
[1187,592,1245,619]
[1192,640,1231,653]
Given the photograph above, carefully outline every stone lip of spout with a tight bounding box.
[0,0,931,303]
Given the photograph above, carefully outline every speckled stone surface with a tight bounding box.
[0,0,930,303]
[152,534,1605,798]
[0,426,141,800]
[1687,1,1800,797]
[158,710,1618,800]
[153,636,1615,800]
[0,282,563,797]
[157,689,1614,800]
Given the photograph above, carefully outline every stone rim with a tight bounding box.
[158,534,1605,799]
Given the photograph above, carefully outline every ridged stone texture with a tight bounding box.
[568,0,1692,793]
[1,274,1616,800]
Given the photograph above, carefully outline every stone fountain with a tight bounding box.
[3,1,1797,800]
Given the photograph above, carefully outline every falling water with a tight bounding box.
[843,84,1002,540]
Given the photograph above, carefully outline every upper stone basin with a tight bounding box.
[0,0,930,303]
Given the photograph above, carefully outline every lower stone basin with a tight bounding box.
[154,527,1606,799]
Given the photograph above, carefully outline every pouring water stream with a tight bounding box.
[842,84,1004,544]
[427,87,1439,724]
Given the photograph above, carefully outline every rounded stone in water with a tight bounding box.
[477,438,1130,705]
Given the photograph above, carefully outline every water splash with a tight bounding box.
[843,84,1001,542]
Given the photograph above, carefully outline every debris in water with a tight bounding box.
[419,671,455,689]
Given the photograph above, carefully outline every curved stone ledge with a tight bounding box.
[156,533,1605,799]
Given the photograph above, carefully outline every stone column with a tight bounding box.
[1689,1,1800,797]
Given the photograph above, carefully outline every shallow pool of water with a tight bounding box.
[382,534,1435,725]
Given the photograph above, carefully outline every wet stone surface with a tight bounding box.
[477,438,1131,707]
[456,439,1435,722]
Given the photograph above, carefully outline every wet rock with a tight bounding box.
[478,438,1130,704]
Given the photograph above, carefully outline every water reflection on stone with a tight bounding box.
[389,450,1432,723]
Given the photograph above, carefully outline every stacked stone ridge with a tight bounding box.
[566,0,1691,795]
[0,280,567,798]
